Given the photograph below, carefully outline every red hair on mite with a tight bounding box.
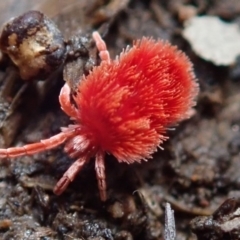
[0,31,199,201]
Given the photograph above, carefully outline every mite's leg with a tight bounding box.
[53,155,89,195]
[0,131,74,158]
[92,31,111,64]
[95,151,107,201]
[59,83,78,119]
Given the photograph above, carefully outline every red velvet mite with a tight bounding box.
[0,32,199,201]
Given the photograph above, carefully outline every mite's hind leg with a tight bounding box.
[92,31,110,64]
[95,151,107,201]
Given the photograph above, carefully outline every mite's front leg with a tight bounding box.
[59,83,78,119]
[54,155,89,195]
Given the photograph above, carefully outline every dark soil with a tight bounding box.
[0,1,240,240]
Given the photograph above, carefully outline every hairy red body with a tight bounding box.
[76,38,198,163]
[0,32,199,201]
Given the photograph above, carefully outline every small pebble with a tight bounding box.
[183,16,240,66]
